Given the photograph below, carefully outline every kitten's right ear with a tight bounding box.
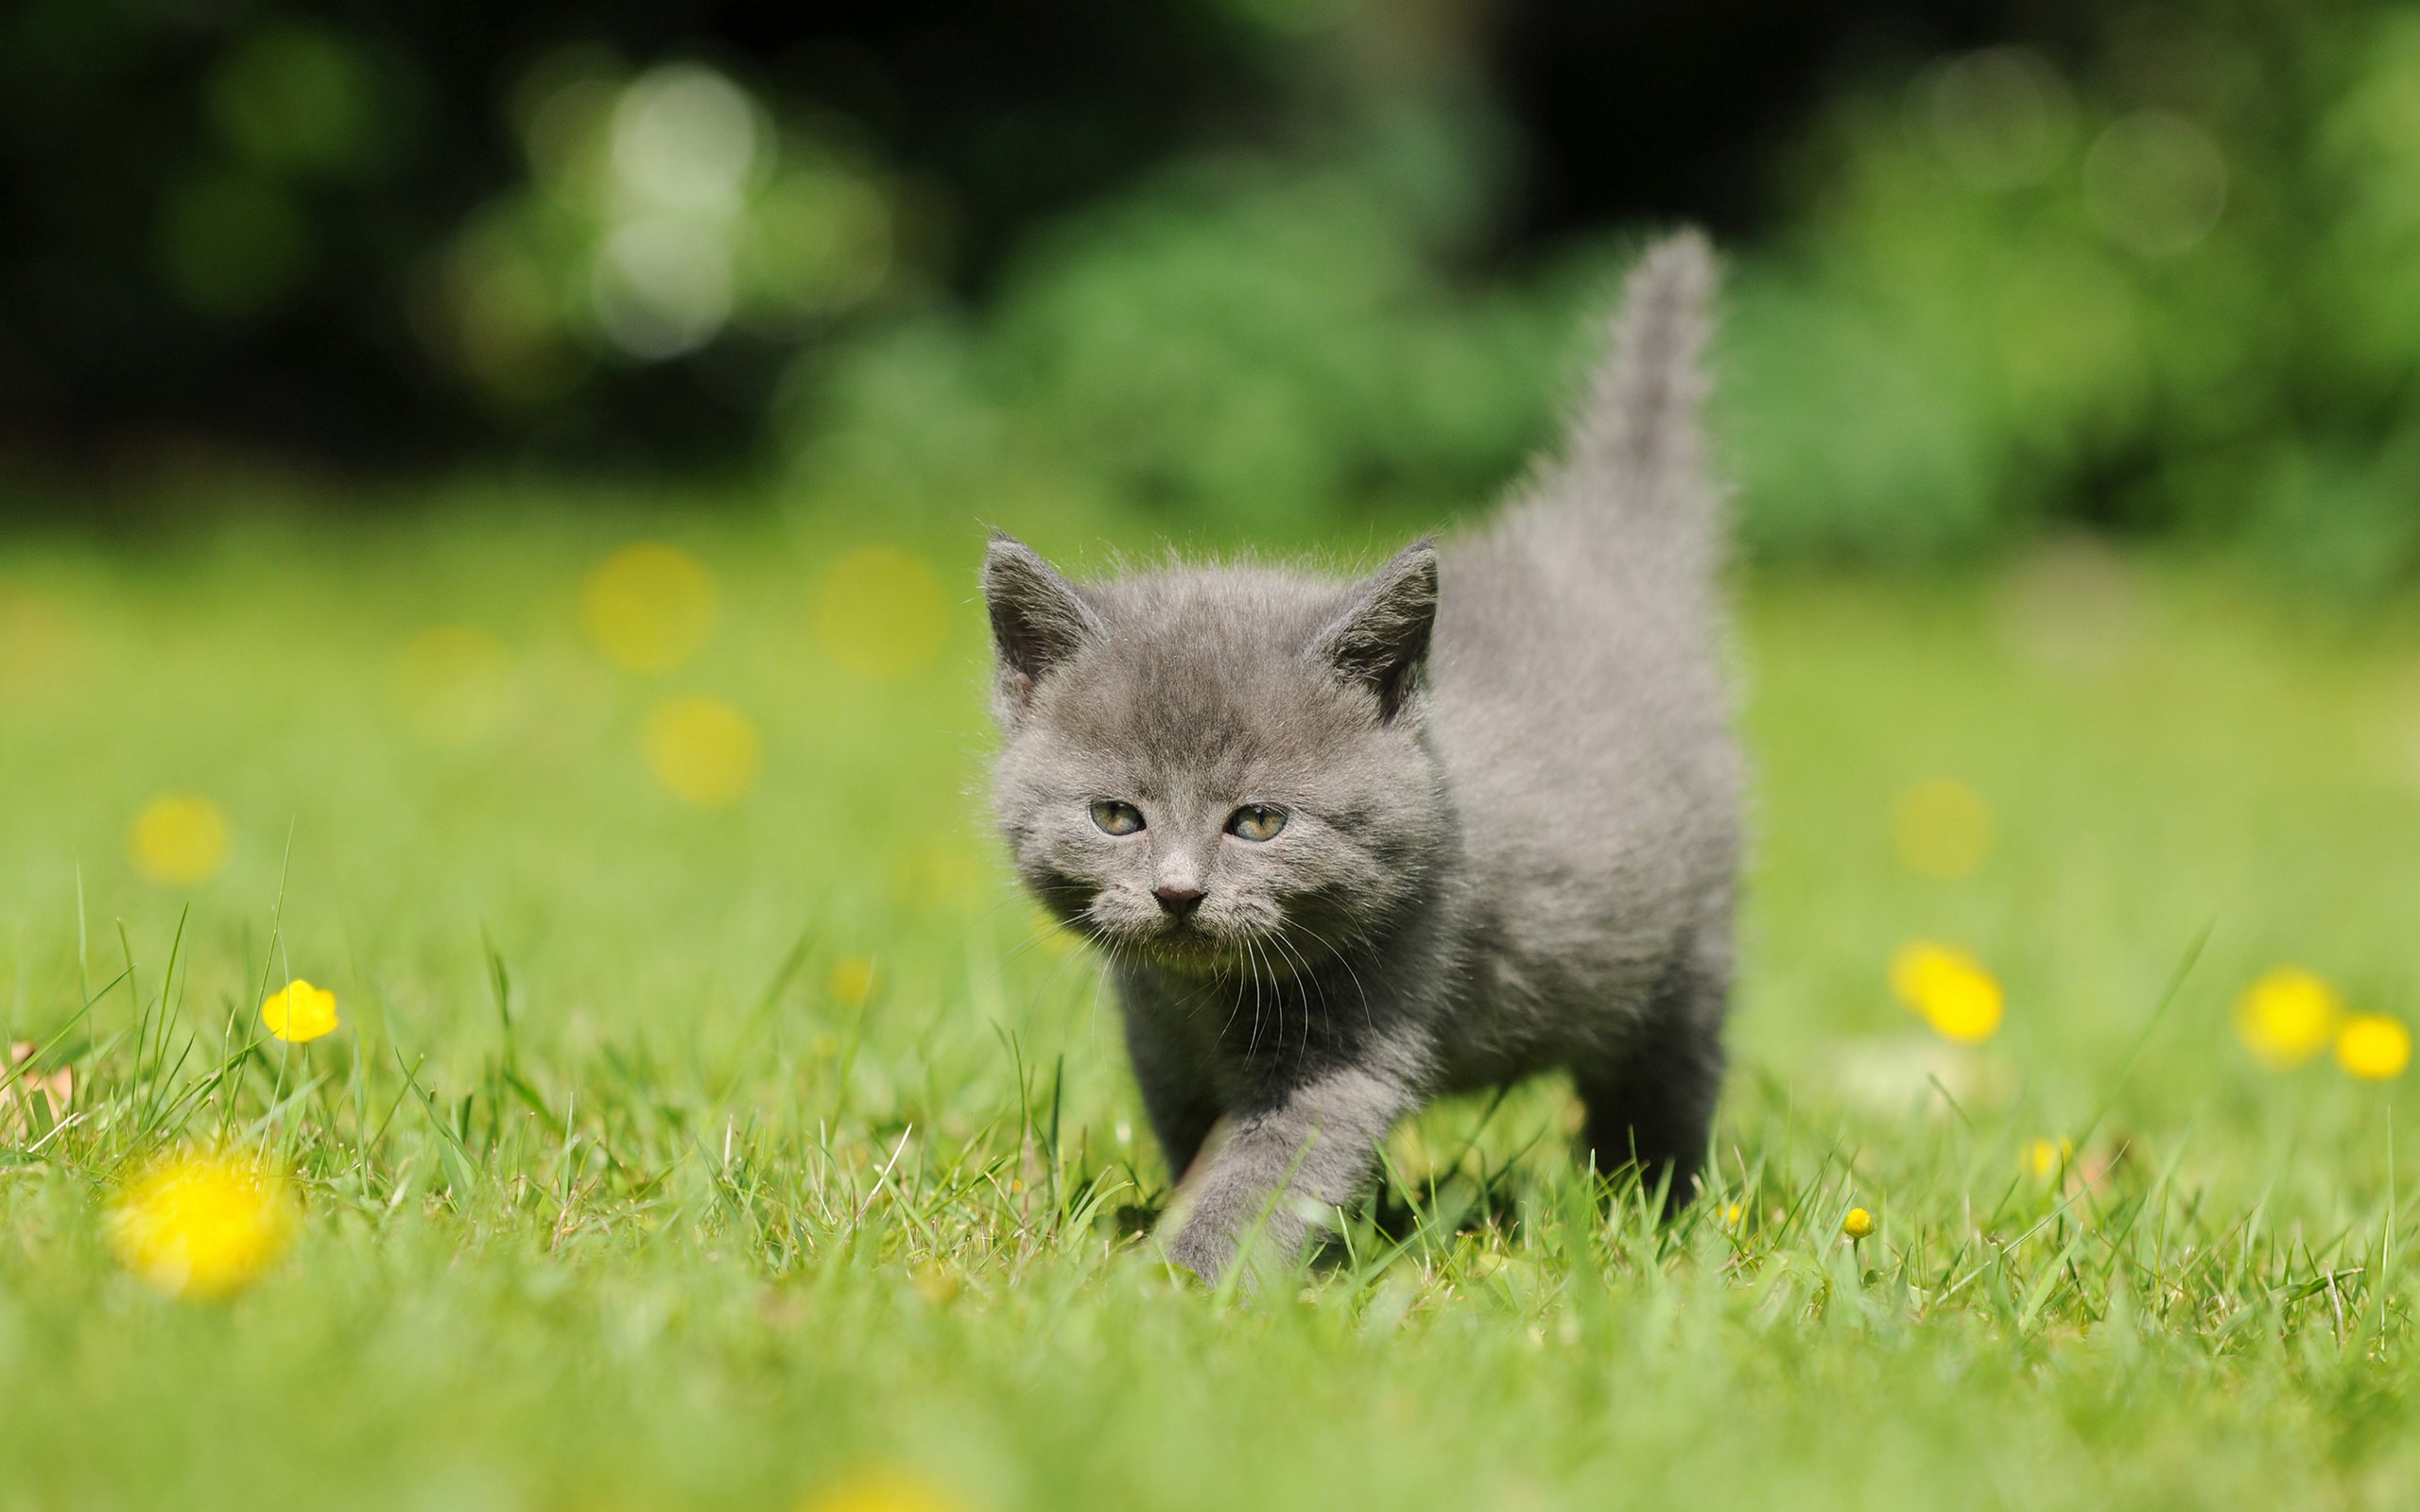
[982,532,1103,727]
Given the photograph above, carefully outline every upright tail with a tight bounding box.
[1564,230,1721,537]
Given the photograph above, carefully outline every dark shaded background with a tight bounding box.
[5,0,2416,587]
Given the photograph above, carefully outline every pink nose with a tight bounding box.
[1152,884,1205,916]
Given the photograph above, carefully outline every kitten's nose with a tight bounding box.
[1152,883,1206,917]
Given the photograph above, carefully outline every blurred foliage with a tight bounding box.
[5,1,2420,586]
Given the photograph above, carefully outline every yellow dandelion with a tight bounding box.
[800,1469,963,1512]
[130,794,229,885]
[643,696,762,807]
[261,979,339,1043]
[107,1148,295,1299]
[1720,1201,1744,1229]
[2336,1014,2411,1081]
[1889,940,2005,1043]
[808,545,950,679]
[1842,1206,1876,1240]
[1890,778,1995,879]
[827,957,876,1008]
[2021,1137,2073,1178]
[580,542,717,673]
[2234,966,2342,1070]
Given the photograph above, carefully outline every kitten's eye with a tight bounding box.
[1226,804,1288,842]
[1089,800,1146,836]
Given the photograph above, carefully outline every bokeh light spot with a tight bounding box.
[394,625,517,746]
[581,543,718,672]
[1890,778,1995,878]
[2083,112,2229,257]
[130,795,230,885]
[107,1148,295,1301]
[2021,1137,2073,1179]
[2233,966,2342,1070]
[1889,940,2005,1043]
[827,957,876,1007]
[799,1469,965,1512]
[2336,1013,2411,1081]
[809,545,949,679]
[643,696,761,807]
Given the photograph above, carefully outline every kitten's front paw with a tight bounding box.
[1162,1221,1237,1285]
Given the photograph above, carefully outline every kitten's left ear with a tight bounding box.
[1307,540,1438,722]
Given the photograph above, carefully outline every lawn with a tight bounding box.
[3,491,2418,1510]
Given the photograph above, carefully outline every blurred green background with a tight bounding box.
[7,0,2420,587]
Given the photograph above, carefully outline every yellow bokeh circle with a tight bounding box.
[108,1148,295,1300]
[130,795,229,885]
[394,624,516,745]
[809,545,949,679]
[2337,1013,2411,1081]
[644,696,762,808]
[1889,939,2005,1043]
[1890,779,1995,879]
[2233,966,2342,1070]
[581,543,718,673]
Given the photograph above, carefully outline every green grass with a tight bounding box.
[5,497,2420,1510]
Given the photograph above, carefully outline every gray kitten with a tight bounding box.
[982,232,1738,1283]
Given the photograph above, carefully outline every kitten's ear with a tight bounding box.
[1307,540,1438,722]
[982,532,1103,726]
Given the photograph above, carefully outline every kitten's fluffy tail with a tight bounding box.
[1568,230,1720,535]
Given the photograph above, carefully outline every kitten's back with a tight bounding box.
[1426,233,1738,1055]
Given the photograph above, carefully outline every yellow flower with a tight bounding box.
[799,1469,962,1512]
[1890,778,1994,879]
[1719,1201,1744,1229]
[827,956,876,1007]
[2021,1137,2073,1178]
[580,543,717,673]
[1841,1206,1876,1240]
[808,545,949,679]
[107,1148,295,1299]
[644,696,762,807]
[2336,1014,2411,1081]
[2234,966,2342,1069]
[1889,940,2005,1043]
[130,794,229,885]
[261,979,339,1043]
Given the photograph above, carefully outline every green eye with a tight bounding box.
[1090,800,1145,836]
[1227,804,1288,842]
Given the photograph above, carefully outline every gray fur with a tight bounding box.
[981,232,1739,1283]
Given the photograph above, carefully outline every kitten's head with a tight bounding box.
[983,534,1446,975]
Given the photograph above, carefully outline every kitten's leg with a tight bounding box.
[1162,1066,1411,1284]
[1576,954,1727,1216]
[1126,1024,1222,1183]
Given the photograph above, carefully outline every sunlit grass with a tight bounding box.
[3,503,2419,1509]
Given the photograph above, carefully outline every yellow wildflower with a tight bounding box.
[261,979,339,1043]
[2336,1014,2411,1081]
[580,543,717,673]
[1890,778,1995,879]
[2021,1138,2073,1178]
[809,545,949,679]
[644,696,762,807]
[1842,1207,1876,1240]
[2234,967,2342,1069]
[107,1148,295,1299]
[130,794,229,885]
[1720,1201,1743,1229]
[827,957,876,1008]
[800,1469,962,1512]
[1889,940,2005,1043]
